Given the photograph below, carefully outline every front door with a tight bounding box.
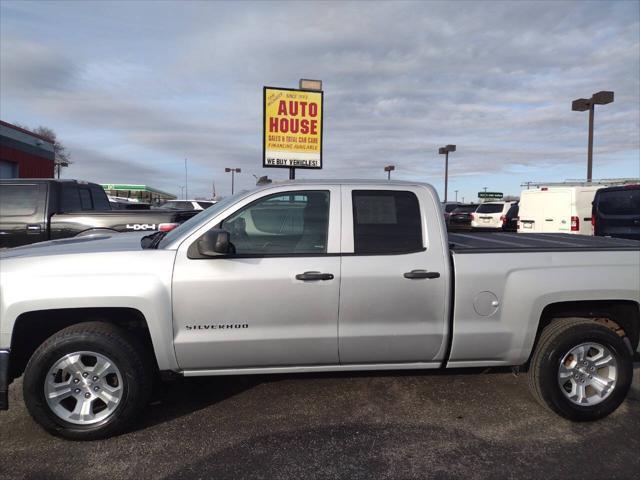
[172,187,341,370]
[338,187,449,364]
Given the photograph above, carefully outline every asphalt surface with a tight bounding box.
[1,368,639,480]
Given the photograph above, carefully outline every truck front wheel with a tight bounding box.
[23,322,153,440]
[528,317,633,421]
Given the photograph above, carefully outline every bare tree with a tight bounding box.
[13,123,72,178]
[32,126,72,178]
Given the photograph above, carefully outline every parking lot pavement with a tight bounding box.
[1,369,639,480]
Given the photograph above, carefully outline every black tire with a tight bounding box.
[23,322,153,440]
[528,317,633,421]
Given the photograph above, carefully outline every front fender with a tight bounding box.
[0,251,178,371]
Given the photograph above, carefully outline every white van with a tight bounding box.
[518,185,603,235]
[470,201,516,229]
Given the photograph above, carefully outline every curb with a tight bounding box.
[630,363,640,401]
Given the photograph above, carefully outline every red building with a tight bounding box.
[0,120,55,178]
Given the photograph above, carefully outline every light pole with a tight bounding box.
[184,159,188,199]
[225,168,241,194]
[178,185,185,199]
[454,190,458,202]
[572,91,614,182]
[384,165,395,180]
[438,144,456,202]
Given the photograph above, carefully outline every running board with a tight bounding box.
[181,362,442,377]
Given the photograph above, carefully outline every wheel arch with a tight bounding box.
[9,307,158,381]
[524,300,640,368]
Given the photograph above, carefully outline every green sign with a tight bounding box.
[478,192,503,199]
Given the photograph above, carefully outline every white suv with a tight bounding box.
[471,201,517,229]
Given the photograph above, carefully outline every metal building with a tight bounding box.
[0,120,56,179]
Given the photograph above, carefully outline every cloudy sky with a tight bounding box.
[1,0,638,200]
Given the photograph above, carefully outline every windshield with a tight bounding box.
[157,191,249,248]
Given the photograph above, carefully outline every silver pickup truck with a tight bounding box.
[1,180,639,440]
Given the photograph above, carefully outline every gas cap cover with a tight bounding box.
[473,291,500,316]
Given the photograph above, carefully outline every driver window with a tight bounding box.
[221,191,330,255]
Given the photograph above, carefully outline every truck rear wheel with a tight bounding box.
[23,322,152,440]
[528,318,633,421]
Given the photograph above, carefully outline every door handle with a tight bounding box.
[404,270,440,279]
[26,224,42,234]
[545,218,553,222]
[295,271,334,281]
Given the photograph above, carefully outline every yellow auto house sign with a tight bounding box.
[263,86,323,169]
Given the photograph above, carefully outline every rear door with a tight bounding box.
[338,186,449,365]
[541,191,571,232]
[0,182,48,247]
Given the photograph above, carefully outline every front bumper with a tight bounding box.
[0,350,9,410]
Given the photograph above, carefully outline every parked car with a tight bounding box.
[441,202,461,223]
[1,180,639,440]
[518,185,603,235]
[0,179,200,248]
[470,201,516,230]
[108,196,151,210]
[501,203,519,232]
[447,204,479,230]
[592,184,640,240]
[157,200,216,211]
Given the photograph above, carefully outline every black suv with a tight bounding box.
[591,184,640,240]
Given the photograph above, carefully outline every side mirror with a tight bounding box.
[197,229,232,256]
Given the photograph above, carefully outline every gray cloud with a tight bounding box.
[1,0,638,198]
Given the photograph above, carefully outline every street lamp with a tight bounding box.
[438,144,456,202]
[225,167,241,194]
[572,90,614,181]
[454,190,458,202]
[384,165,395,180]
[184,158,188,199]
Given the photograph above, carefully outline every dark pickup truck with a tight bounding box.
[0,179,199,248]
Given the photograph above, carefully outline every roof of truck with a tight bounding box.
[270,179,431,186]
[0,179,98,185]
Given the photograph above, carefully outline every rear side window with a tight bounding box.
[597,189,640,215]
[60,187,81,212]
[196,201,215,209]
[0,184,40,216]
[90,186,111,211]
[352,190,422,254]
[79,189,93,210]
[476,203,504,214]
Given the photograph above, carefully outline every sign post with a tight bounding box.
[263,84,323,179]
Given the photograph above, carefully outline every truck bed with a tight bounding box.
[448,232,640,253]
